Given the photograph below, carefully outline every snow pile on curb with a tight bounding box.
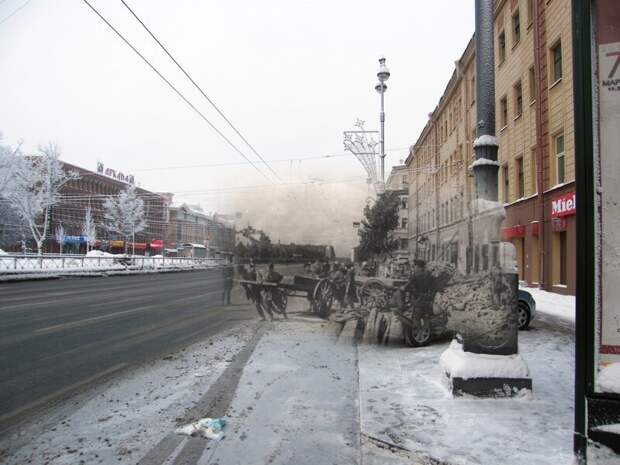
[85,250,116,257]
[597,363,620,394]
[439,339,530,379]
[0,249,7,255]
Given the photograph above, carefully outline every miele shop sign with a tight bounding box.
[551,192,576,218]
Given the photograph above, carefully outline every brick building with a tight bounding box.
[49,161,169,254]
[164,203,235,257]
[405,0,576,294]
[385,165,410,255]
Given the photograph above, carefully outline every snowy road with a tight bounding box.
[0,270,255,429]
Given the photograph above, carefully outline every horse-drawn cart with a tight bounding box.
[239,275,336,318]
[355,274,448,347]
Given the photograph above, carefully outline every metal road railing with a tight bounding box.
[0,254,226,274]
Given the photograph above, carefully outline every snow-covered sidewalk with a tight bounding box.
[358,304,576,465]
[202,317,360,465]
[522,285,575,323]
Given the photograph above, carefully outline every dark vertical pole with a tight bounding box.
[473,0,499,202]
[572,0,594,462]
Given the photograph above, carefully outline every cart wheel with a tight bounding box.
[359,279,389,307]
[376,312,389,343]
[404,314,431,347]
[313,278,334,318]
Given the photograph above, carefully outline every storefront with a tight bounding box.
[502,183,576,295]
[149,240,164,256]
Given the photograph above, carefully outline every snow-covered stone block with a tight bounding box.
[439,339,532,397]
[440,339,529,379]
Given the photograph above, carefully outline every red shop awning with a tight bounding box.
[501,225,526,240]
[150,240,164,249]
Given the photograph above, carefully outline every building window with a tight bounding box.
[402,175,408,185]
[514,80,523,117]
[555,133,565,184]
[498,31,506,63]
[512,10,521,46]
[471,75,476,104]
[500,96,508,128]
[528,66,536,103]
[527,0,533,25]
[551,41,563,83]
[503,164,509,203]
[516,156,524,198]
[401,217,408,229]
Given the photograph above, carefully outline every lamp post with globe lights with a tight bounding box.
[376,56,390,183]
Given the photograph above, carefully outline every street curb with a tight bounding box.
[0,274,62,283]
[337,318,360,345]
[0,266,223,283]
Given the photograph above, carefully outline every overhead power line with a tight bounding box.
[80,0,274,184]
[119,0,283,183]
[0,0,33,26]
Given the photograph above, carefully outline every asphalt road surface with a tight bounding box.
[0,269,255,430]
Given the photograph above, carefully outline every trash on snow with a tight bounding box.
[175,417,226,440]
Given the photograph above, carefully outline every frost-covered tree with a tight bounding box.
[0,201,28,250]
[54,224,65,254]
[82,205,97,252]
[0,134,23,197]
[7,143,80,255]
[103,185,146,254]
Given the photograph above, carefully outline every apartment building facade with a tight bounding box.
[50,161,169,254]
[405,0,575,294]
[164,203,235,257]
[385,165,410,255]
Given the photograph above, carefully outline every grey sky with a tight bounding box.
[0,0,474,254]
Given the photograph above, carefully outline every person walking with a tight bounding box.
[261,263,286,320]
[344,262,357,309]
[223,264,234,305]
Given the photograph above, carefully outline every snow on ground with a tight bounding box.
[85,250,116,258]
[597,363,620,394]
[202,317,360,465]
[0,255,223,280]
[359,307,575,465]
[522,285,575,323]
[439,339,530,379]
[1,322,257,465]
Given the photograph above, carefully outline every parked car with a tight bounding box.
[517,289,537,330]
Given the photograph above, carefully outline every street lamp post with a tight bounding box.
[375,56,390,183]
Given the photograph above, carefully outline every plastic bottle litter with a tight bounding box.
[175,417,227,440]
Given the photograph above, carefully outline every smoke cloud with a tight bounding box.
[229,180,368,257]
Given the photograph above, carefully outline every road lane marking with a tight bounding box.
[34,305,156,335]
